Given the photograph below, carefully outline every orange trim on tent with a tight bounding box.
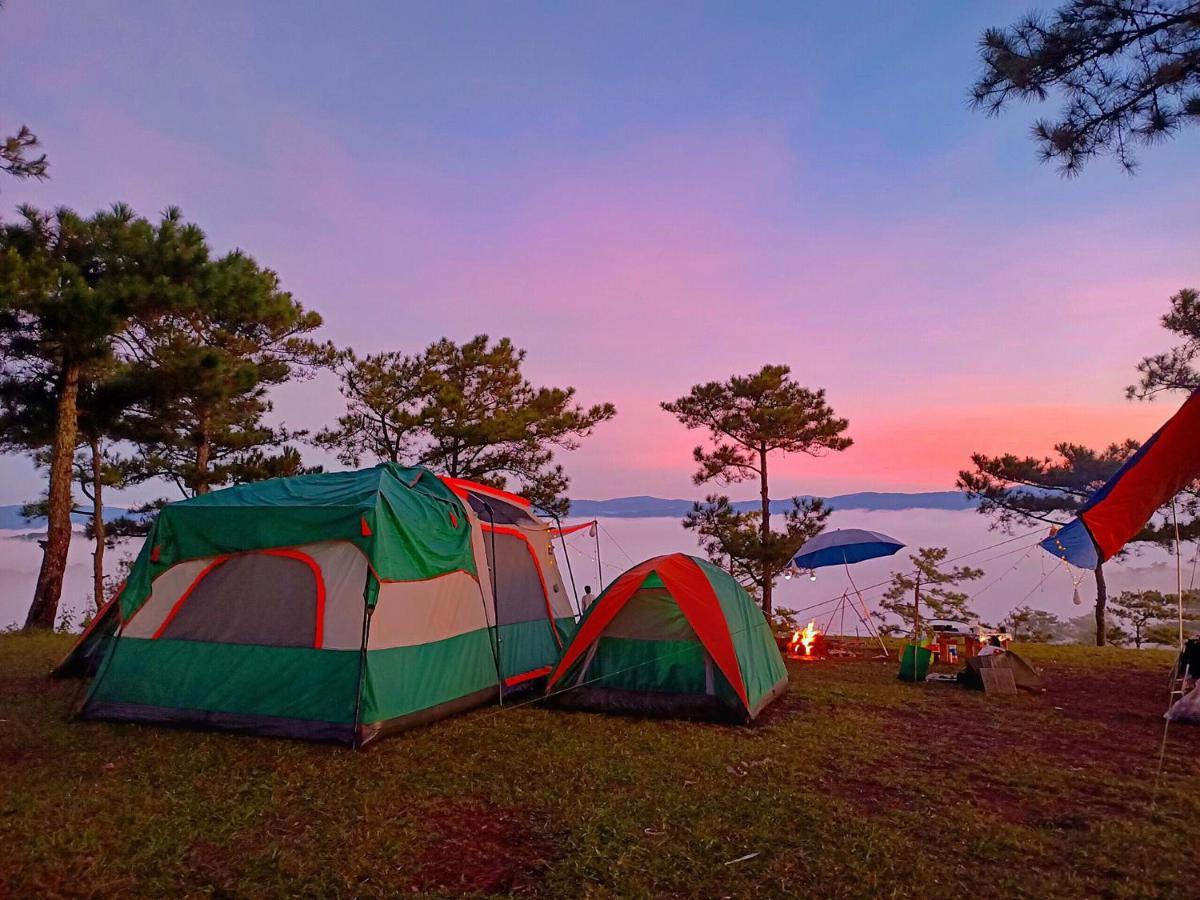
[150,548,328,649]
[482,523,563,648]
[504,665,552,687]
[440,476,533,509]
[551,520,597,537]
[545,554,749,710]
[151,557,229,639]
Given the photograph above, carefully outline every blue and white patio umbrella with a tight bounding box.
[787,528,905,657]
[791,528,905,571]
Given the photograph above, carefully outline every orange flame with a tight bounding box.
[788,620,821,657]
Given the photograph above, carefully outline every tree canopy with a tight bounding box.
[971,0,1200,174]
[0,203,327,628]
[682,494,831,603]
[874,547,984,637]
[1129,287,1200,399]
[2,125,48,184]
[662,365,851,614]
[114,228,332,497]
[318,336,616,517]
[0,204,206,628]
[1110,589,1175,647]
[1002,605,1066,642]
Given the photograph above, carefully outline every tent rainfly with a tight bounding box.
[545,553,788,722]
[60,463,575,746]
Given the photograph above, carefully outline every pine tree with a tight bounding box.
[874,547,983,637]
[317,336,616,516]
[115,235,332,496]
[1002,605,1065,643]
[683,495,831,602]
[2,126,48,184]
[662,365,851,614]
[1129,288,1200,398]
[0,204,203,629]
[1109,590,1174,648]
[971,1,1200,174]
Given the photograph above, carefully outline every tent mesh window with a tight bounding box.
[158,553,322,648]
[466,493,538,527]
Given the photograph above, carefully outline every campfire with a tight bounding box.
[787,621,827,660]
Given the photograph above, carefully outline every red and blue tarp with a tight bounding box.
[1041,389,1200,569]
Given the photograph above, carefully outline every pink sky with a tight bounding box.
[1,3,1198,503]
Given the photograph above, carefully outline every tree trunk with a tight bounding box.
[25,363,81,631]
[1094,562,1107,647]
[759,447,772,615]
[90,434,105,613]
[193,411,211,495]
[912,573,921,638]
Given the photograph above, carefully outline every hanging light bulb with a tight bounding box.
[783,569,793,580]
[1072,586,1082,606]
[809,570,817,582]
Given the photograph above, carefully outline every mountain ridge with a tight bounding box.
[0,490,976,530]
[566,491,974,518]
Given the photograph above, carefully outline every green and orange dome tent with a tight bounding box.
[545,553,788,722]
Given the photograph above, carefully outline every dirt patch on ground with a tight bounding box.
[405,798,556,896]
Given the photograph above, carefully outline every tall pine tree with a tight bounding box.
[0,204,206,629]
[662,365,851,614]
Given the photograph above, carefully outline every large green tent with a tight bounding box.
[544,553,788,721]
[73,463,573,745]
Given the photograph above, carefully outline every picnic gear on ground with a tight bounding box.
[60,463,574,745]
[958,649,1044,693]
[544,553,788,722]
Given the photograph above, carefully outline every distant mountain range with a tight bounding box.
[0,490,976,530]
[566,491,975,518]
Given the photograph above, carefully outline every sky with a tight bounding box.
[1,1,1198,505]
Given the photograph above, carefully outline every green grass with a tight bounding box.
[2,633,1198,898]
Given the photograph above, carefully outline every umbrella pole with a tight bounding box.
[844,562,888,658]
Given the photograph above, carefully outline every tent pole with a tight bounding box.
[351,577,374,748]
[541,506,580,617]
[1173,497,1184,652]
[595,524,603,594]
[478,499,505,703]
[844,561,888,658]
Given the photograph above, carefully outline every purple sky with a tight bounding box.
[2,1,1198,504]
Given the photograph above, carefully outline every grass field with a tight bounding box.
[2,633,1198,898]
